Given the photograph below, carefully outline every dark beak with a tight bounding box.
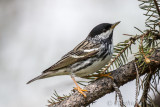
[111,21,121,29]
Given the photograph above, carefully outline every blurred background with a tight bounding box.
[0,0,147,107]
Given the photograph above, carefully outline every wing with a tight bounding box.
[43,40,100,73]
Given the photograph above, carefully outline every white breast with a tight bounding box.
[74,54,112,77]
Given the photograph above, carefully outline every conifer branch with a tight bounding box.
[102,33,147,72]
[49,49,160,107]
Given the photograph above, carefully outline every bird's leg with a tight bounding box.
[70,75,87,97]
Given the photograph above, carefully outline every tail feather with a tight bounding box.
[27,73,49,84]
[27,68,68,84]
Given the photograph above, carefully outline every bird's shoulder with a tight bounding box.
[43,40,100,73]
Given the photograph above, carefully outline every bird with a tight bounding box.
[27,21,120,97]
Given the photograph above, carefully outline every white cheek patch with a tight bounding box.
[98,29,112,39]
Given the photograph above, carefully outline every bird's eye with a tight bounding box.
[103,29,106,32]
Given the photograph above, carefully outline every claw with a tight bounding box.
[74,87,88,97]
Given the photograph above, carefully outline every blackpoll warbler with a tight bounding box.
[27,21,120,97]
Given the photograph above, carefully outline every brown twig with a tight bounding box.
[139,33,151,63]
[113,81,124,107]
[140,67,153,107]
[153,0,160,17]
[134,62,140,107]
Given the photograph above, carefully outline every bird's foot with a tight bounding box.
[94,73,113,80]
[74,86,88,97]
[71,75,88,97]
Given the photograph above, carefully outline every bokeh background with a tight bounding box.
[0,0,147,107]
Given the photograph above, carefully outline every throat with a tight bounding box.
[101,31,113,43]
[99,38,113,60]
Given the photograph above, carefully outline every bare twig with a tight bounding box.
[139,33,151,64]
[140,67,153,107]
[113,81,124,107]
[134,62,140,107]
[153,0,160,17]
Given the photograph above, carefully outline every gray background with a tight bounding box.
[0,0,147,107]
